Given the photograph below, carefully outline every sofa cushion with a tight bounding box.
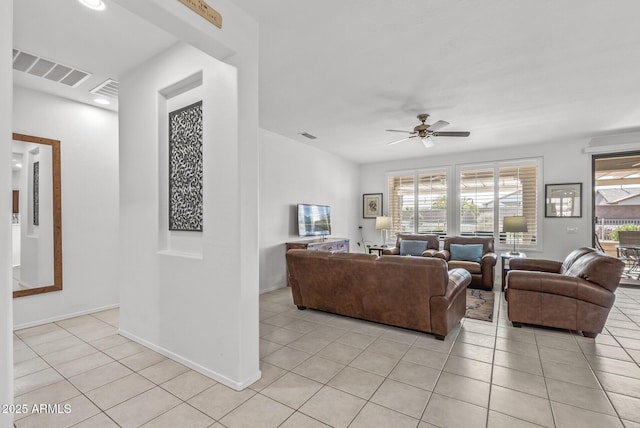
[448,260,482,274]
[450,244,483,262]
[400,240,428,256]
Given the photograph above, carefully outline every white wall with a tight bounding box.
[12,170,19,189]
[0,0,13,422]
[259,129,361,292]
[119,42,258,390]
[360,138,598,262]
[13,86,120,327]
[0,1,13,425]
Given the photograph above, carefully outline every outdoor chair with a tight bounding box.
[617,231,640,279]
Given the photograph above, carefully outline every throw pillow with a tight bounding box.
[399,240,428,256]
[450,244,483,262]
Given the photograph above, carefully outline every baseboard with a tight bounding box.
[118,329,262,391]
[259,283,286,294]
[13,303,120,331]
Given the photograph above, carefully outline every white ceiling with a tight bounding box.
[13,0,178,112]
[12,1,640,164]
[233,0,640,163]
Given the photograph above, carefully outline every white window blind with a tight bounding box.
[459,168,494,235]
[388,170,448,236]
[388,159,540,249]
[498,164,538,245]
[388,174,416,235]
[417,172,447,234]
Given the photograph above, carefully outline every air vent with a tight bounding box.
[300,132,318,140]
[12,49,91,88]
[90,78,119,99]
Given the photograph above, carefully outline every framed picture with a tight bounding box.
[545,183,582,218]
[33,161,39,226]
[168,100,204,231]
[363,193,383,218]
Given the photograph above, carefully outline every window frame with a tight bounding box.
[386,166,452,238]
[455,157,543,252]
[386,157,543,252]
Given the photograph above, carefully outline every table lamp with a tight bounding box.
[375,216,392,247]
[503,216,527,255]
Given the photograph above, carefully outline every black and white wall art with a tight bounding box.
[33,161,39,226]
[168,100,203,231]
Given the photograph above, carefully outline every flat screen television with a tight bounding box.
[297,204,331,237]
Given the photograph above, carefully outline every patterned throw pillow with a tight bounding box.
[450,244,483,262]
[399,240,428,256]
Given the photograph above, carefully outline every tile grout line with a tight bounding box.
[15,315,178,428]
[14,287,640,427]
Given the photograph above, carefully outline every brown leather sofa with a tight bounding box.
[382,233,440,257]
[286,249,471,339]
[505,247,625,338]
[434,236,497,290]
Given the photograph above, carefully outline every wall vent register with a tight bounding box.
[90,78,119,99]
[12,48,91,88]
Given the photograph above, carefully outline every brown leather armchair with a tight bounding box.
[505,247,625,338]
[434,236,497,290]
[382,234,440,257]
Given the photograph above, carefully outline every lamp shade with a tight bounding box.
[375,216,392,230]
[503,216,528,233]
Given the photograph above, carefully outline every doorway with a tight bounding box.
[592,151,640,257]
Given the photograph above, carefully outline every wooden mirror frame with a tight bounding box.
[13,132,63,298]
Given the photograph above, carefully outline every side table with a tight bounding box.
[368,246,388,256]
[501,252,526,291]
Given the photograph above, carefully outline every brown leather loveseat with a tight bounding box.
[434,236,497,290]
[505,247,625,338]
[286,249,471,340]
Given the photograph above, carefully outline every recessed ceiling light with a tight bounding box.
[79,0,106,11]
[94,98,110,105]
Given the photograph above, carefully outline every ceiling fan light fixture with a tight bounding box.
[79,0,106,11]
[385,113,469,148]
[421,137,434,149]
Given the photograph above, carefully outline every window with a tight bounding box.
[459,168,494,235]
[458,159,540,248]
[388,158,541,250]
[388,174,416,235]
[418,172,448,234]
[498,164,538,245]
[388,170,448,236]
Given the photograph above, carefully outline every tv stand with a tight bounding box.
[286,238,350,253]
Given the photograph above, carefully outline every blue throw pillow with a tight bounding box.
[399,240,428,256]
[450,244,483,262]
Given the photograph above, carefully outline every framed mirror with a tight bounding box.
[12,133,62,298]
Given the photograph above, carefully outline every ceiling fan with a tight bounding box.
[386,114,470,148]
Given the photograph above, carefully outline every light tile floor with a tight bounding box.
[11,285,640,427]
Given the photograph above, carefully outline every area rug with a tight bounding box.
[465,289,495,322]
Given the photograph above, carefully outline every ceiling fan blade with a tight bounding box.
[387,135,417,146]
[427,120,450,132]
[386,129,414,133]
[434,131,470,137]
